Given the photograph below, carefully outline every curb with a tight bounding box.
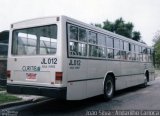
[0,99,33,109]
[0,97,51,109]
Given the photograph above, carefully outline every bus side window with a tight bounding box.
[97,34,106,58]
[119,40,124,60]
[69,42,78,56]
[69,25,78,41]
[98,34,106,46]
[107,48,114,59]
[107,37,113,48]
[78,43,87,56]
[89,45,98,57]
[89,31,97,44]
[79,28,87,42]
[124,41,129,60]
[128,43,132,60]
[106,37,114,59]
[148,48,151,62]
[114,38,120,59]
[98,47,106,58]
[135,45,139,61]
[142,47,147,62]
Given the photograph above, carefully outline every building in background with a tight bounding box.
[0,30,9,87]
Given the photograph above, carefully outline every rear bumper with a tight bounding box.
[7,84,67,99]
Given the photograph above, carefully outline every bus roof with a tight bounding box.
[11,15,152,49]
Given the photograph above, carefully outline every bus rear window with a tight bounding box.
[12,25,57,55]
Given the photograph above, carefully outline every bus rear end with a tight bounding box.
[7,16,66,99]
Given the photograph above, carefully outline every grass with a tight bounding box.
[0,87,5,91]
[0,92,22,104]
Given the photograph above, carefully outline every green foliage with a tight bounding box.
[103,20,114,32]
[95,17,141,41]
[95,24,102,28]
[132,31,141,41]
[153,31,160,67]
[0,87,5,91]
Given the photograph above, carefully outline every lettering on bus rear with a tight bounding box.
[41,58,57,64]
[22,66,40,71]
[41,58,57,68]
[69,59,81,69]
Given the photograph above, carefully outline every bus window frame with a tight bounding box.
[11,24,58,56]
[66,22,153,63]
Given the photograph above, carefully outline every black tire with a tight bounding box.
[104,75,114,101]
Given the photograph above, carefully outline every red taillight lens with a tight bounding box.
[6,70,11,78]
[55,72,63,84]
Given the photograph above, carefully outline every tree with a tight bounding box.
[94,18,141,41]
[113,18,133,38]
[103,20,114,32]
[153,31,160,68]
[94,24,102,28]
[132,31,141,41]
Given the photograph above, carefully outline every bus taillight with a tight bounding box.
[6,70,11,78]
[55,72,63,84]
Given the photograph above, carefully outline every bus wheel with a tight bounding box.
[104,75,114,101]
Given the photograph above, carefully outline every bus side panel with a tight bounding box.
[106,61,125,91]
[116,77,127,90]
[86,79,103,98]
[67,81,87,100]
[86,60,105,98]
[67,60,104,100]
[119,61,144,89]
[147,62,155,81]
[66,59,88,100]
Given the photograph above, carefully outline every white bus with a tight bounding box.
[7,16,155,100]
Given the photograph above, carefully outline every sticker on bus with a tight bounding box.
[26,73,37,81]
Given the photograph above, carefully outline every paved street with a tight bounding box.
[1,78,160,116]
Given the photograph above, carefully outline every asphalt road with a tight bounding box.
[1,78,160,116]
